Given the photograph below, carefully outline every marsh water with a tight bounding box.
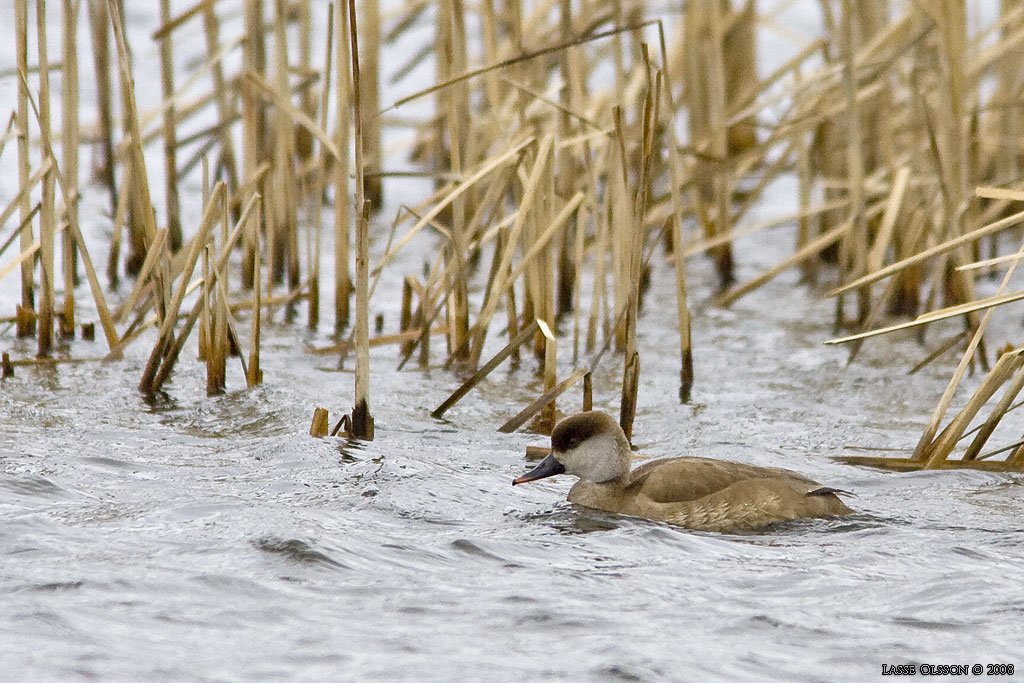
[5,237,1024,681]
[4,2,1024,681]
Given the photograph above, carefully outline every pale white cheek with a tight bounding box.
[561,434,621,481]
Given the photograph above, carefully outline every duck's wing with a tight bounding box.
[625,457,823,504]
[653,478,855,532]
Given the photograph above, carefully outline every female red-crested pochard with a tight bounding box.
[513,411,854,533]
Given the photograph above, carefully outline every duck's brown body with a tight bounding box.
[567,456,853,533]
[513,411,854,533]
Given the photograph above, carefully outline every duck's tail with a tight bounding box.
[806,486,856,498]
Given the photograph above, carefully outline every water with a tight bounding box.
[4,246,1024,681]
[5,2,1024,680]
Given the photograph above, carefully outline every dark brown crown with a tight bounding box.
[550,411,616,452]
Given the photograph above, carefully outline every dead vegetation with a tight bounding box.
[3,1,1024,468]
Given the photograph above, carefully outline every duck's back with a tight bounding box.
[624,456,821,503]
[568,456,853,532]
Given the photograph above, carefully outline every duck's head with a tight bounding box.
[512,411,631,486]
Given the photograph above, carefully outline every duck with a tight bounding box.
[512,411,854,533]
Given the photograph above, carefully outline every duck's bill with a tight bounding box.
[512,453,565,485]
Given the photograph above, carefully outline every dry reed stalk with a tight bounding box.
[586,145,612,354]
[415,274,435,369]
[199,241,211,361]
[373,138,532,276]
[139,183,224,393]
[315,325,448,355]
[398,274,416,356]
[432,319,540,419]
[32,0,55,356]
[838,0,869,328]
[826,288,1024,347]
[908,331,968,376]
[962,352,1024,461]
[912,233,1024,463]
[358,0,382,209]
[921,350,1023,467]
[651,25,694,403]
[718,213,857,308]
[17,66,119,351]
[305,4,336,332]
[538,318,557,433]
[106,0,160,280]
[105,166,130,286]
[271,0,298,292]
[683,1,734,289]
[201,2,240,208]
[209,249,228,395]
[151,272,212,391]
[333,0,352,332]
[60,0,80,337]
[240,0,264,287]
[0,159,51,253]
[158,0,183,254]
[617,63,658,438]
[113,227,168,326]
[0,206,47,284]
[466,136,552,370]
[845,196,925,363]
[433,0,470,361]
[829,206,1024,297]
[608,114,629,351]
[261,168,277,316]
[498,367,590,434]
[87,0,117,221]
[15,0,34,338]
[348,0,373,440]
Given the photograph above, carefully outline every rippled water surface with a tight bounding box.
[4,2,1024,681]
[5,254,1024,682]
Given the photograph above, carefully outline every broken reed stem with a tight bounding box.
[539,319,557,433]
[310,407,330,437]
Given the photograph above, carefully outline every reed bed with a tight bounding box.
[3,1,1024,468]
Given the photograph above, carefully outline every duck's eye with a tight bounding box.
[566,437,580,449]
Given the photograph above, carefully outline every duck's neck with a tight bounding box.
[567,477,628,511]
